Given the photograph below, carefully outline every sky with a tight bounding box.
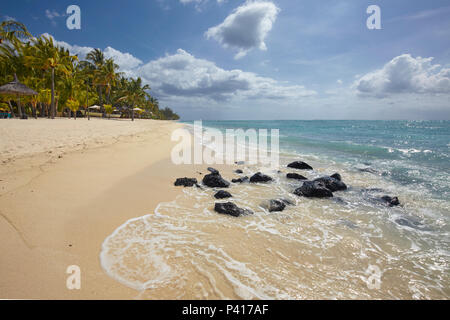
[1,0,450,120]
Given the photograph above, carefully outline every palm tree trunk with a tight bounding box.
[51,67,55,119]
[8,100,15,118]
[15,100,23,118]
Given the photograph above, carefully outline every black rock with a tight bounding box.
[202,172,230,188]
[235,169,244,174]
[214,190,232,199]
[314,176,347,192]
[250,172,273,183]
[207,167,219,175]
[286,173,307,180]
[232,176,249,183]
[330,173,342,181]
[381,196,400,207]
[174,177,198,187]
[287,161,313,170]
[294,181,333,198]
[267,199,286,212]
[214,202,253,217]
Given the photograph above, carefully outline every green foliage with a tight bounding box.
[0,19,180,120]
[104,104,113,115]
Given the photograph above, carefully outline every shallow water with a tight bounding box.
[100,121,449,299]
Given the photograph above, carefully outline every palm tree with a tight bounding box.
[0,20,31,44]
[119,77,150,121]
[101,58,121,105]
[85,49,106,113]
[25,35,77,118]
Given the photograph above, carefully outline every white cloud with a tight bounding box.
[104,46,143,71]
[45,9,60,20]
[3,15,16,21]
[45,9,64,26]
[39,34,315,105]
[41,33,94,59]
[205,0,279,59]
[354,54,450,97]
[41,34,142,74]
[136,49,316,101]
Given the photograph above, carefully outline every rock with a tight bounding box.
[287,161,313,170]
[314,176,347,192]
[261,199,287,212]
[207,167,219,175]
[214,202,253,217]
[232,176,249,183]
[174,177,198,187]
[286,173,307,180]
[235,169,243,174]
[381,196,400,207]
[250,172,273,183]
[267,199,286,212]
[330,173,342,181]
[202,172,230,188]
[214,190,232,199]
[294,181,333,198]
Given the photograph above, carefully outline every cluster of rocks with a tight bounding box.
[174,160,401,218]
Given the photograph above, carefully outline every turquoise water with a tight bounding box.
[101,120,449,299]
[193,120,450,201]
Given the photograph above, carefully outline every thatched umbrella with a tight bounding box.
[0,74,38,118]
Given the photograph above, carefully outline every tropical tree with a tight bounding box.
[101,58,121,105]
[103,104,113,119]
[0,19,180,121]
[85,48,106,112]
[0,20,31,44]
[25,35,77,118]
[119,77,150,121]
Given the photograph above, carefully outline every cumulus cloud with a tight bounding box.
[41,34,142,75]
[136,49,315,101]
[354,54,450,97]
[205,0,279,59]
[40,34,315,107]
[104,46,143,71]
[41,33,93,59]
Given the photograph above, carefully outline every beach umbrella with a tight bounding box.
[133,107,143,111]
[0,74,38,118]
[87,105,101,121]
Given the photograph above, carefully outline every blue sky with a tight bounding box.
[1,0,450,120]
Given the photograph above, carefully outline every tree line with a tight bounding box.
[0,19,180,120]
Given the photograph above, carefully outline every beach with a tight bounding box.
[1,119,448,300]
[0,118,195,299]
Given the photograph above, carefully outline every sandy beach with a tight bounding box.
[0,118,200,299]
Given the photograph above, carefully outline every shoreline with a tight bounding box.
[0,118,209,299]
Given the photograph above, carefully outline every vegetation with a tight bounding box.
[0,19,180,120]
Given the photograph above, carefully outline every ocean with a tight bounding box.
[100,120,450,299]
